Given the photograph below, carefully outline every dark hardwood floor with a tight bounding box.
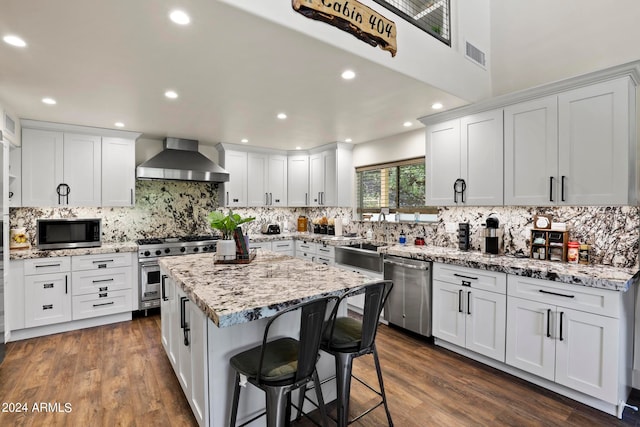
[1,312,638,426]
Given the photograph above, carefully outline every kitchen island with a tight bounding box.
[158,250,372,427]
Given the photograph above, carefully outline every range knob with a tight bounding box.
[180,247,186,253]
[144,251,150,257]
[202,246,208,252]
[193,247,199,252]
[164,248,170,254]
[155,250,162,256]
[209,244,215,251]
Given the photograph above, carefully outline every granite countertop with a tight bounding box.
[9,241,139,260]
[159,250,371,328]
[380,244,639,292]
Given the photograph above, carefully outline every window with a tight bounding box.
[356,158,436,220]
[372,0,450,45]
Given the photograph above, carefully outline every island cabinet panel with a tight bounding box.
[161,276,208,427]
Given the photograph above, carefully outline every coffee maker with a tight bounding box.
[481,214,503,256]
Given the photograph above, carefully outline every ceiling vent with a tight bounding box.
[465,41,486,69]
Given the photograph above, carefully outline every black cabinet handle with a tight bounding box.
[93,301,115,308]
[561,176,566,202]
[130,188,134,205]
[559,312,564,341]
[180,297,190,346]
[467,291,471,315]
[453,179,466,203]
[65,275,68,294]
[539,289,575,299]
[461,179,466,203]
[549,176,554,202]
[56,183,71,205]
[454,273,478,281]
[161,275,168,301]
[546,309,551,338]
[458,290,463,313]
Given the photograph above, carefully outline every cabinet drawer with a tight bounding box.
[72,289,133,320]
[249,242,272,251]
[272,240,294,252]
[72,267,132,296]
[507,275,620,318]
[316,245,335,258]
[298,251,315,262]
[316,256,334,266]
[24,257,71,275]
[72,252,132,271]
[24,272,71,328]
[295,240,316,254]
[433,263,506,294]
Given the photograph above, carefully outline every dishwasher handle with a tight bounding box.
[383,258,430,270]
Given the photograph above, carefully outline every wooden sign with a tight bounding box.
[292,0,397,57]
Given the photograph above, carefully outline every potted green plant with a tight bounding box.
[208,210,255,260]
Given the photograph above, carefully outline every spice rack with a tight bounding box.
[530,229,569,262]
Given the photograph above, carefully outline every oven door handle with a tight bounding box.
[140,262,160,269]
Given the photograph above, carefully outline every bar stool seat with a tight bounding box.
[229,297,333,427]
[320,280,394,427]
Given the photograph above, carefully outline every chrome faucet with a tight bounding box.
[378,210,389,243]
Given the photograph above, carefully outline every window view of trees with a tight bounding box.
[357,160,426,213]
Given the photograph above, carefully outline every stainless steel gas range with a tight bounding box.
[137,236,218,310]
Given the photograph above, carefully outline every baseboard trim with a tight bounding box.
[8,312,132,342]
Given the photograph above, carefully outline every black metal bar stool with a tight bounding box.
[317,280,394,427]
[228,297,333,427]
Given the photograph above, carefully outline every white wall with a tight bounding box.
[220,0,492,102]
[490,0,640,95]
[352,128,425,167]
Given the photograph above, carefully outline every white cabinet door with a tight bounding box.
[9,145,21,207]
[558,78,631,205]
[268,154,287,206]
[222,150,247,207]
[247,152,268,206]
[21,128,63,206]
[176,287,192,396]
[432,280,465,347]
[555,308,618,403]
[461,110,503,205]
[505,296,556,381]
[102,137,135,206]
[426,120,460,206]
[63,133,101,206]
[504,96,558,206]
[322,149,337,206]
[160,273,175,360]
[287,155,309,206]
[465,287,506,362]
[189,305,209,426]
[24,272,71,327]
[309,152,324,206]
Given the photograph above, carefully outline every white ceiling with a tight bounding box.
[0,0,468,151]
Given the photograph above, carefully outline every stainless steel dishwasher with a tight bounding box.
[383,255,432,337]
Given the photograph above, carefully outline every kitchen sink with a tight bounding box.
[335,243,385,273]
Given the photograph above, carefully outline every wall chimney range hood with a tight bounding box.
[136,138,229,183]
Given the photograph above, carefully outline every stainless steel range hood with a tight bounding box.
[136,138,229,183]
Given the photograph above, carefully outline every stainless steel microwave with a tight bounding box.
[37,218,102,249]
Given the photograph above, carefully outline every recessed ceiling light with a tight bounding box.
[341,70,356,80]
[345,138,352,143]
[403,121,413,127]
[241,138,249,143]
[295,146,302,150]
[164,90,178,99]
[42,97,57,105]
[114,122,125,128]
[3,35,27,47]
[277,113,287,120]
[169,10,191,25]
[432,102,443,110]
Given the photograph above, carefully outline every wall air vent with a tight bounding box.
[465,41,486,69]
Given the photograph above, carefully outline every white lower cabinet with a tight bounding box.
[162,274,208,427]
[24,257,72,328]
[294,240,334,265]
[432,263,506,362]
[271,240,294,256]
[505,275,626,405]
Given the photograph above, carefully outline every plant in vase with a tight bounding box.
[208,210,255,260]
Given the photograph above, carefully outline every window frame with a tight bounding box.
[371,0,451,46]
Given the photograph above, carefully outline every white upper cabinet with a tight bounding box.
[21,121,140,207]
[505,77,634,206]
[309,144,352,207]
[247,152,287,207]
[102,137,135,206]
[426,109,503,206]
[9,145,21,207]
[219,149,247,207]
[287,154,309,206]
[504,96,559,206]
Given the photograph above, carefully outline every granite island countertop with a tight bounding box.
[9,241,139,260]
[159,250,372,328]
[380,244,639,292]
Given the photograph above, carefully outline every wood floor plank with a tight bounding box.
[1,312,639,427]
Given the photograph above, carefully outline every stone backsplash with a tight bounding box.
[10,180,639,268]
